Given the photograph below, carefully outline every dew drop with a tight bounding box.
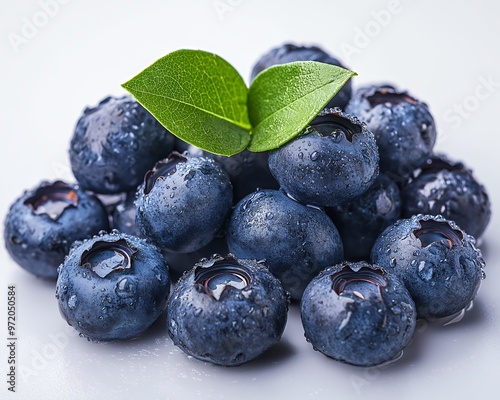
[417,261,433,281]
[68,295,77,310]
[391,306,401,315]
[115,277,137,298]
[156,272,168,286]
[194,308,203,317]
[310,151,319,161]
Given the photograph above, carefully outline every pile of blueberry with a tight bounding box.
[3,43,490,368]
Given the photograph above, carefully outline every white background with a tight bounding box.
[1,1,499,399]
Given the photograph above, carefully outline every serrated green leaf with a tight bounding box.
[122,49,251,156]
[247,61,356,152]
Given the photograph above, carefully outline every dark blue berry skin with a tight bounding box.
[401,153,491,239]
[371,214,485,320]
[183,145,279,204]
[69,95,175,194]
[4,180,110,279]
[346,84,437,182]
[135,153,233,253]
[56,231,170,342]
[326,174,402,261]
[250,43,352,109]
[111,191,144,238]
[268,108,379,207]
[167,254,288,366]
[163,234,229,281]
[226,189,344,300]
[300,261,416,367]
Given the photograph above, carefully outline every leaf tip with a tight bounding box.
[121,78,134,91]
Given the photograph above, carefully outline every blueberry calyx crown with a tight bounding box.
[144,152,187,195]
[310,110,361,142]
[367,87,418,107]
[194,256,252,301]
[330,264,387,298]
[24,181,79,221]
[80,238,138,278]
[413,219,463,250]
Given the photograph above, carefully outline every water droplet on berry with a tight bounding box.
[391,306,401,315]
[115,277,136,298]
[417,261,433,281]
[68,295,77,310]
[310,151,319,161]
[194,308,203,317]
[155,271,168,286]
[265,212,274,220]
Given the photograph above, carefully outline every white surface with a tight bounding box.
[1,1,499,399]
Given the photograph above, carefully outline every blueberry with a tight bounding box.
[4,180,110,279]
[183,145,279,203]
[56,231,170,341]
[326,173,402,261]
[268,108,379,207]
[135,152,233,253]
[167,254,288,366]
[401,153,491,239]
[371,214,485,320]
[227,189,344,300]
[346,84,437,182]
[250,43,352,109]
[301,261,416,367]
[69,95,175,194]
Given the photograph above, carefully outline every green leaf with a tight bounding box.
[247,61,356,152]
[122,49,251,156]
